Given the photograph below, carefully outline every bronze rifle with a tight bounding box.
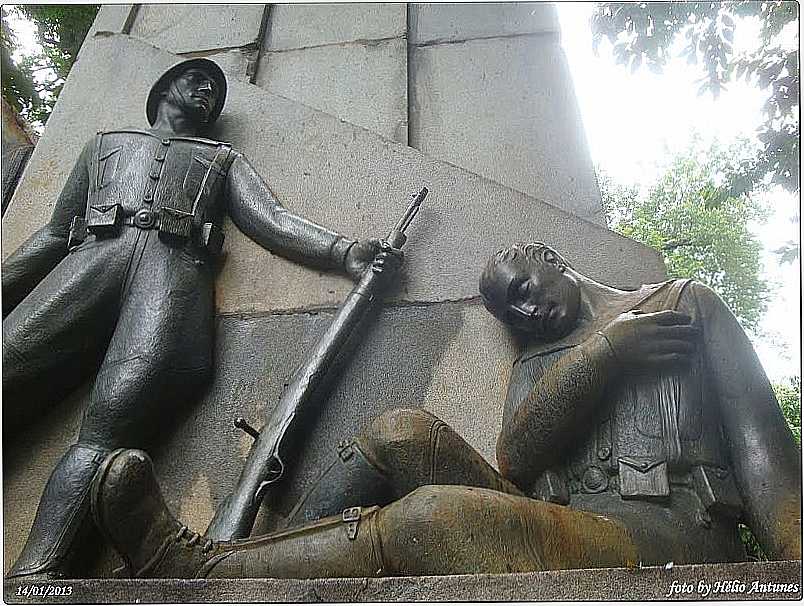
[205,187,427,541]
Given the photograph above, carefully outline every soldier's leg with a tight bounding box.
[92,450,637,578]
[9,237,214,579]
[2,238,133,436]
[285,407,521,527]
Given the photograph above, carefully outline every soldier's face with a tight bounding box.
[166,68,218,122]
[494,253,581,340]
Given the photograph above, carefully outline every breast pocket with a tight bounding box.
[97,146,122,189]
[183,154,225,204]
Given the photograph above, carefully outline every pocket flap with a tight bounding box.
[618,456,665,473]
[90,204,119,214]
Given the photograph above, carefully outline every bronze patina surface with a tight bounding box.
[2,58,387,580]
[88,242,800,578]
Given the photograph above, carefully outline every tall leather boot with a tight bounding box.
[283,440,392,528]
[285,408,523,530]
[9,443,109,579]
[91,449,387,579]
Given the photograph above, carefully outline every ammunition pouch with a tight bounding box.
[567,457,742,519]
[158,207,194,244]
[71,208,225,257]
[618,457,670,500]
[86,203,123,236]
[154,209,224,255]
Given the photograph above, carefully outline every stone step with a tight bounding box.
[3,560,801,602]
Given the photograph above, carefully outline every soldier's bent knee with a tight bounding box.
[356,408,443,474]
[360,408,440,450]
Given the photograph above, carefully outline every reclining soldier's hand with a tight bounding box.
[597,309,700,373]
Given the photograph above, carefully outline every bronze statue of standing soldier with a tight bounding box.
[2,58,395,580]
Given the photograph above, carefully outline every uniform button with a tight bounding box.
[582,466,608,492]
[133,209,156,229]
[597,446,611,460]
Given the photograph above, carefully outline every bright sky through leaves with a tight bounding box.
[557,2,800,382]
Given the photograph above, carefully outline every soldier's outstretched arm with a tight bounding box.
[689,282,801,560]
[2,142,91,317]
[226,153,381,278]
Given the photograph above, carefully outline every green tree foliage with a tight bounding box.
[591,2,799,196]
[1,5,98,128]
[1,8,39,114]
[600,143,768,330]
[774,376,801,445]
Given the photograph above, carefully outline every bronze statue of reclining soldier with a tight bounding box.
[89,242,801,578]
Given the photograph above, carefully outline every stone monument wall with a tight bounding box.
[2,4,666,575]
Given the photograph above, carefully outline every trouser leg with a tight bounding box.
[10,235,213,579]
[93,450,638,579]
[374,485,638,575]
[283,407,522,528]
[283,440,392,528]
[2,239,129,436]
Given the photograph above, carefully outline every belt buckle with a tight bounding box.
[133,209,157,229]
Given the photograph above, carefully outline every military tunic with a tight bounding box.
[508,279,746,564]
[3,129,355,577]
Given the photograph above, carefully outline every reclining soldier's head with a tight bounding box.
[479,242,581,340]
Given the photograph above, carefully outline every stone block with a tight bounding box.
[3,34,664,315]
[180,48,255,84]
[410,34,605,224]
[409,2,560,46]
[256,38,408,142]
[85,5,136,38]
[129,5,266,54]
[265,3,405,51]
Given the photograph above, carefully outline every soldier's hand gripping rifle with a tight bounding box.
[205,187,428,542]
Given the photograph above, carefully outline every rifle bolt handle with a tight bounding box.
[234,417,260,440]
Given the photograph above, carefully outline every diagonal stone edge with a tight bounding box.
[3,33,666,316]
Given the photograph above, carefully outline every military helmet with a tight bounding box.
[146,58,227,126]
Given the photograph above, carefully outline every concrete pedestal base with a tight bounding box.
[4,561,801,603]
